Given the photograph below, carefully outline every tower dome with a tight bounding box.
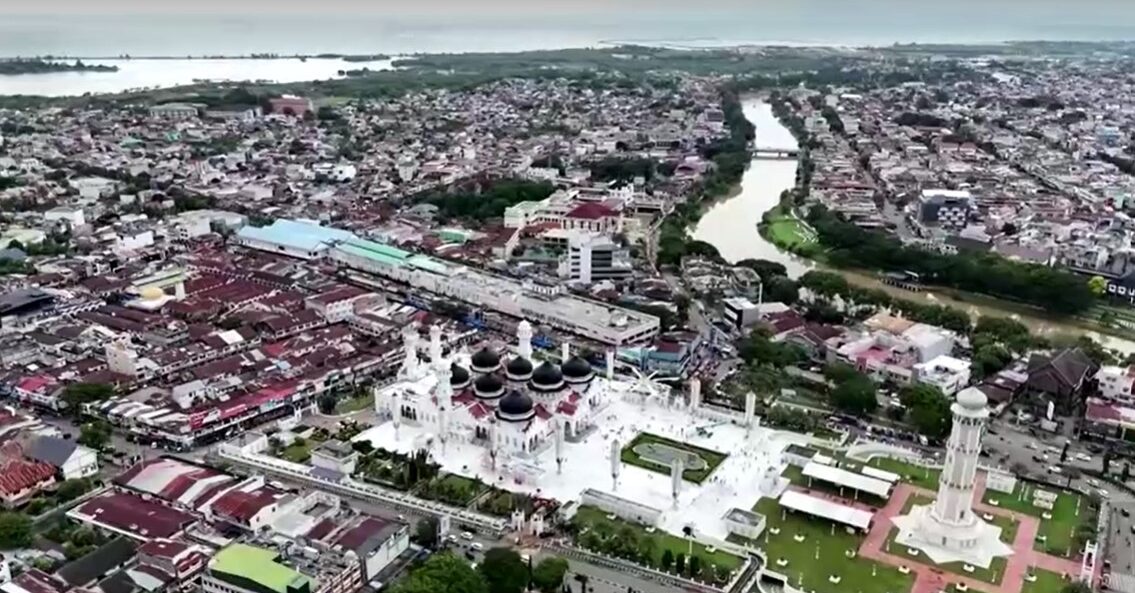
[496,390,535,422]
[529,361,565,392]
[450,363,471,390]
[470,346,501,373]
[561,356,593,384]
[955,387,988,411]
[473,373,505,400]
[505,356,534,381]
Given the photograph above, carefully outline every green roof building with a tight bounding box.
[205,544,314,593]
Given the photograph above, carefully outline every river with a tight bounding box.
[0,57,395,97]
[692,97,1135,353]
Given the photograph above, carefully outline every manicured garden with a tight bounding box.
[982,482,1096,558]
[620,432,727,483]
[1021,569,1072,593]
[761,205,817,253]
[753,497,914,593]
[570,505,743,585]
[415,473,487,506]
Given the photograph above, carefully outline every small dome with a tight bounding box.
[505,356,534,381]
[956,387,987,410]
[470,347,501,373]
[450,364,471,389]
[497,389,535,420]
[529,361,564,392]
[473,373,505,399]
[140,286,165,301]
[562,356,593,383]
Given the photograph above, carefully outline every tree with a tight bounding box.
[765,276,799,305]
[56,478,90,502]
[1122,463,1130,483]
[737,259,787,282]
[479,548,529,593]
[830,375,877,417]
[413,517,439,549]
[352,440,374,455]
[688,555,702,578]
[899,384,951,440]
[532,557,569,593]
[61,383,115,414]
[660,548,674,571]
[674,552,686,576]
[390,553,488,593]
[78,420,111,451]
[0,512,32,549]
[1089,275,1108,297]
[318,394,337,414]
[1060,581,1092,593]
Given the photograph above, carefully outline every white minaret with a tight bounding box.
[401,324,419,376]
[438,405,450,453]
[933,388,989,526]
[689,378,702,411]
[670,457,684,503]
[561,341,570,361]
[429,324,443,366]
[389,389,402,438]
[489,422,499,469]
[517,321,533,360]
[891,386,1012,567]
[554,419,565,475]
[605,350,615,380]
[744,391,757,429]
[610,439,621,490]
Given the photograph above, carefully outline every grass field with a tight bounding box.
[754,497,914,593]
[883,495,1018,585]
[867,457,941,491]
[571,505,743,582]
[982,483,1094,557]
[416,474,487,506]
[620,432,728,483]
[335,392,375,414]
[280,441,312,463]
[1021,569,1072,593]
[762,205,816,251]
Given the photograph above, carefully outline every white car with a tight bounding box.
[1049,465,1062,474]
[1076,453,1092,462]
[461,531,474,541]
[1097,488,1110,498]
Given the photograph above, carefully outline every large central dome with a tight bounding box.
[505,356,534,381]
[496,389,535,422]
[529,361,565,392]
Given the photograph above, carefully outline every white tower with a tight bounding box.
[401,324,420,377]
[744,391,757,429]
[561,341,570,361]
[892,387,1013,568]
[610,439,621,491]
[429,324,443,366]
[689,378,702,411]
[554,418,565,475]
[389,389,402,439]
[670,457,684,503]
[517,321,533,360]
[605,350,615,380]
[489,422,499,469]
[436,365,452,451]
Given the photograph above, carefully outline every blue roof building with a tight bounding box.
[235,219,357,259]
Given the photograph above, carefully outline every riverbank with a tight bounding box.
[692,95,1135,352]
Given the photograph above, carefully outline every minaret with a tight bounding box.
[610,439,621,491]
[670,457,684,503]
[517,321,533,360]
[554,419,565,475]
[933,388,989,526]
[605,350,615,380]
[401,324,419,376]
[429,324,443,366]
[389,389,402,439]
[436,365,452,451]
[561,341,570,362]
[744,391,757,430]
[688,378,702,411]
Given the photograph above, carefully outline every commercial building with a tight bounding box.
[912,355,973,396]
[234,220,356,260]
[918,189,973,230]
[721,297,762,330]
[202,545,313,593]
[562,232,631,284]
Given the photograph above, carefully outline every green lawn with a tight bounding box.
[882,495,1017,585]
[982,483,1094,557]
[762,206,816,251]
[571,505,743,584]
[416,473,487,506]
[620,432,728,484]
[280,442,312,463]
[335,392,375,414]
[867,457,940,491]
[1021,569,1071,593]
[753,498,914,593]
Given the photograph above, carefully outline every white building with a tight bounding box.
[1095,365,1135,403]
[44,206,86,228]
[561,232,632,284]
[723,508,766,540]
[913,355,972,396]
[25,435,99,480]
[149,103,200,119]
[722,297,762,330]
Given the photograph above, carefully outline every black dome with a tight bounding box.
[473,373,505,399]
[497,389,534,419]
[529,361,564,391]
[505,356,534,380]
[562,356,593,382]
[450,364,471,388]
[470,347,501,372]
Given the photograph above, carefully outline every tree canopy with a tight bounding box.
[62,382,115,413]
[829,373,877,417]
[899,384,952,440]
[0,513,32,549]
[532,557,569,593]
[390,553,488,593]
[478,548,529,593]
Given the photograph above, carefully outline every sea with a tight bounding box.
[1,6,1134,96]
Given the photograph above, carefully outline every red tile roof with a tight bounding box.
[72,492,196,540]
[565,203,617,220]
[209,487,282,524]
[0,458,55,495]
[333,517,393,551]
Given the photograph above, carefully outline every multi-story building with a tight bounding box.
[918,189,973,230]
[562,232,632,284]
[1095,365,1135,404]
[912,355,972,396]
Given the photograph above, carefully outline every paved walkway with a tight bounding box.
[856,475,1086,593]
